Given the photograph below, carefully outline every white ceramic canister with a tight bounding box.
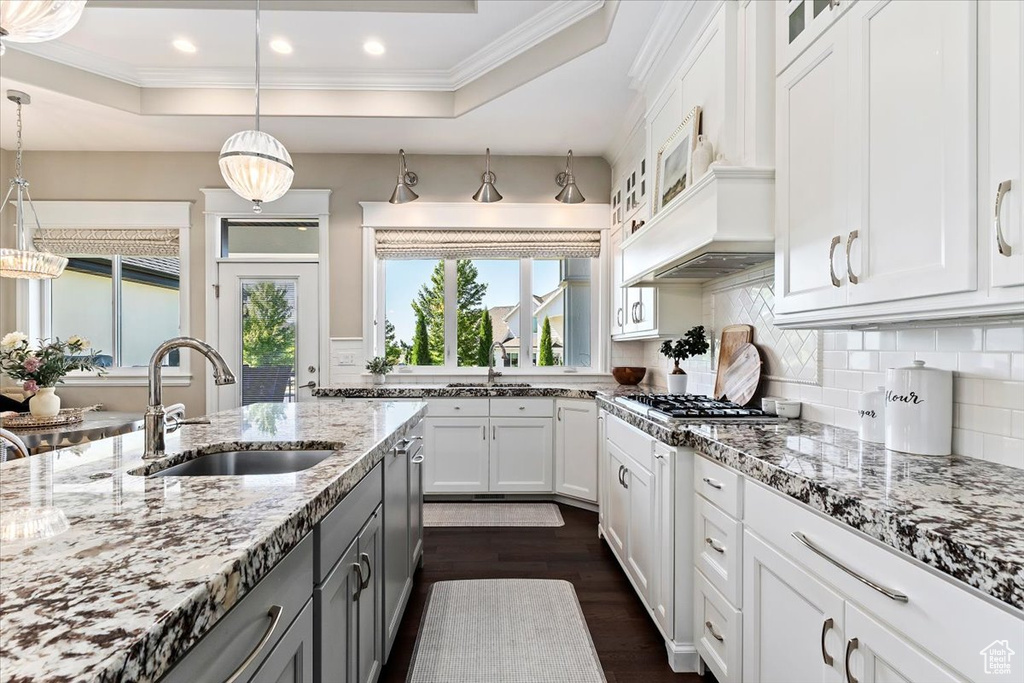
[691,135,714,180]
[857,386,885,443]
[884,360,952,455]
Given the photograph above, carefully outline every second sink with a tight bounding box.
[150,449,336,477]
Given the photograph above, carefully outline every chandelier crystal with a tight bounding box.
[0,0,86,55]
[218,0,293,213]
[0,90,67,280]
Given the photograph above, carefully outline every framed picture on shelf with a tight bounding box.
[654,105,701,215]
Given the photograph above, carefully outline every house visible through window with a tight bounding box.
[50,256,181,368]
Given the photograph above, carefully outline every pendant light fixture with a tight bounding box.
[219,0,294,214]
[472,148,502,203]
[0,90,68,280]
[0,0,87,56]
[555,149,586,204]
[389,149,419,204]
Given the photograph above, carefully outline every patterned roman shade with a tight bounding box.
[374,229,601,259]
[33,228,180,257]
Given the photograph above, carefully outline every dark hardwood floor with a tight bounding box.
[380,503,711,683]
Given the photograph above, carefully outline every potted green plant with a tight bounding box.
[659,325,709,395]
[0,332,106,417]
[365,356,394,385]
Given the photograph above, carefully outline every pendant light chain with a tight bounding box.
[14,98,23,179]
[254,0,261,132]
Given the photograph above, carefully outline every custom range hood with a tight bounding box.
[621,166,775,285]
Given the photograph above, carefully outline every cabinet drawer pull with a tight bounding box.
[821,617,835,666]
[995,180,1013,256]
[704,537,726,553]
[846,230,859,284]
[617,465,623,487]
[411,453,424,464]
[845,638,859,683]
[702,476,723,490]
[519,405,526,411]
[616,307,624,327]
[557,407,563,421]
[224,605,284,683]
[358,552,372,591]
[829,235,842,287]
[492,425,496,440]
[704,620,724,642]
[792,532,908,602]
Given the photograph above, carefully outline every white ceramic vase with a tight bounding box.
[691,135,714,180]
[857,386,886,443]
[29,387,61,418]
[666,372,688,395]
[372,374,385,386]
[885,360,952,455]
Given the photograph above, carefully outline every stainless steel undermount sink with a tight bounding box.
[150,449,336,477]
[446,382,532,388]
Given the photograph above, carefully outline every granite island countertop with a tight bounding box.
[596,395,1024,612]
[0,400,426,683]
[313,380,639,400]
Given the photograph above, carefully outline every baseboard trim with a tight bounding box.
[665,641,699,673]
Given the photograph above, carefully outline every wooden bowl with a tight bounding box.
[611,367,647,386]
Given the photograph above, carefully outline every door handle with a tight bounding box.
[358,552,372,590]
[821,617,835,666]
[298,381,317,389]
[621,467,629,489]
[845,638,859,683]
[995,180,1013,256]
[829,235,842,287]
[637,299,645,322]
[411,453,424,464]
[617,465,624,487]
[492,425,496,440]
[616,308,624,327]
[557,407,563,421]
[846,230,859,285]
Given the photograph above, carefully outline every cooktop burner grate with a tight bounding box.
[615,394,775,422]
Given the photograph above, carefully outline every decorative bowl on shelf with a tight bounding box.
[611,367,647,386]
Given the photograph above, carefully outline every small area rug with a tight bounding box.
[422,502,564,527]
[408,579,606,682]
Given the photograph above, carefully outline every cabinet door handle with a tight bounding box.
[829,0,840,7]
[358,552,372,591]
[829,234,842,287]
[845,638,860,683]
[995,180,1013,256]
[846,230,859,284]
[616,307,624,327]
[351,562,365,599]
[492,425,496,440]
[557,407,563,421]
[704,537,726,553]
[616,465,623,487]
[702,476,723,490]
[411,453,424,464]
[792,532,908,602]
[621,467,629,489]
[704,620,724,642]
[821,617,835,667]
[224,605,284,683]
[637,300,644,322]
[482,426,486,441]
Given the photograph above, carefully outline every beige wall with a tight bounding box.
[0,150,610,413]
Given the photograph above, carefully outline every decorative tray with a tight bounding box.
[2,409,86,430]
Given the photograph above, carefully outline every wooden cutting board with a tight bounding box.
[720,343,762,406]
[713,324,754,399]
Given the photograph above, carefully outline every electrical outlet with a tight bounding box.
[338,353,357,366]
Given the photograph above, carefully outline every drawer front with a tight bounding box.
[745,482,1024,682]
[694,569,741,683]
[694,495,742,608]
[606,414,654,472]
[316,463,383,583]
[489,398,554,417]
[426,398,490,417]
[695,455,742,517]
[161,535,314,683]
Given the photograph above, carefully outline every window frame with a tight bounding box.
[373,255,603,375]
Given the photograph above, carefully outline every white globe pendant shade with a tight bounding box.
[0,0,86,46]
[218,129,294,213]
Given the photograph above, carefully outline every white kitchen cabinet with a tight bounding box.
[777,0,851,76]
[743,529,846,683]
[489,417,553,492]
[986,0,1024,288]
[651,441,675,638]
[597,412,608,532]
[615,284,702,341]
[624,459,655,601]
[611,227,626,337]
[844,602,963,683]
[604,440,631,558]
[554,400,598,502]
[423,417,489,493]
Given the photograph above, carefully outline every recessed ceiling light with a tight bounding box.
[363,39,385,56]
[270,38,292,55]
[172,39,197,54]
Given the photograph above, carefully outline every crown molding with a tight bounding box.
[626,0,698,92]
[10,0,603,92]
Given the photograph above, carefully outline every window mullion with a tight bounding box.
[112,256,123,367]
[520,259,532,369]
[443,259,457,368]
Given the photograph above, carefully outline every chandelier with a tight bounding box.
[0,90,67,279]
[219,0,294,214]
[0,0,87,55]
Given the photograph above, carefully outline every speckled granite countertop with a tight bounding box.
[597,396,1024,612]
[313,381,638,400]
[0,400,426,683]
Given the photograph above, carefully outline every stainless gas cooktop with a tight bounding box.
[614,394,782,424]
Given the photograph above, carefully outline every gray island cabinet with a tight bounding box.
[161,433,423,683]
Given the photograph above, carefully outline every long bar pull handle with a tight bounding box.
[829,235,842,287]
[702,477,723,490]
[705,537,726,554]
[995,180,1013,257]
[224,605,284,683]
[845,638,860,683]
[846,230,859,284]
[821,617,835,666]
[792,532,909,602]
[704,620,724,642]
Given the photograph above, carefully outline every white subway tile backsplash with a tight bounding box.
[835,331,863,351]
[834,370,863,391]
[1012,411,1024,440]
[953,428,985,458]
[862,330,897,351]
[985,326,1024,352]
[983,380,1024,410]
[896,328,936,351]
[959,403,1013,437]
[982,434,1024,468]
[878,351,916,371]
[821,387,849,408]
[936,327,984,352]
[802,403,835,424]
[823,351,848,369]
[914,351,958,372]
[954,377,984,405]
[1012,353,1024,382]
[848,351,878,372]
[958,352,1013,380]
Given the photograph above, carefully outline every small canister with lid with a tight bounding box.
[857,386,885,443]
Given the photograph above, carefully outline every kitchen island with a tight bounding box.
[0,400,426,683]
